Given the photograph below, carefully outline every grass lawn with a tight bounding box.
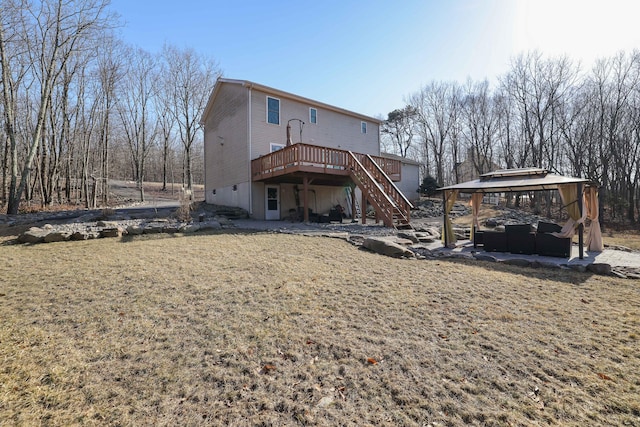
[1,231,639,426]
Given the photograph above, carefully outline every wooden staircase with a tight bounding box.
[347,152,413,229]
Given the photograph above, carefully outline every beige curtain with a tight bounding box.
[585,186,604,251]
[470,193,482,241]
[443,190,459,247]
[555,184,587,238]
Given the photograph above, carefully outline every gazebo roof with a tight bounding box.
[439,168,590,193]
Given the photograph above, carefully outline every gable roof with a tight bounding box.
[200,78,382,125]
[380,152,421,166]
[439,168,591,193]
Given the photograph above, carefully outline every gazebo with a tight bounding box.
[438,168,604,259]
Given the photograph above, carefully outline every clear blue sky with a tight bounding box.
[109,0,640,119]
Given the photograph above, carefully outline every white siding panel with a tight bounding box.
[397,163,420,202]
[249,88,380,159]
[206,182,252,213]
[204,83,250,206]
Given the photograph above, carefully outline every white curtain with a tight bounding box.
[585,186,604,251]
[470,193,482,241]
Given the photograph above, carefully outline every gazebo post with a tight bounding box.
[578,182,584,259]
[442,190,449,247]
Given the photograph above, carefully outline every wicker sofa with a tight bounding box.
[474,221,572,258]
[535,221,572,258]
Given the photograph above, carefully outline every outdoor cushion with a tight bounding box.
[505,224,533,234]
[537,221,562,234]
[483,231,508,252]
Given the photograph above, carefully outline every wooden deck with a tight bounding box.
[251,143,401,182]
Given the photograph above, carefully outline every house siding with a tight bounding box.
[249,88,380,159]
[203,79,384,219]
[398,162,420,202]
[204,83,251,211]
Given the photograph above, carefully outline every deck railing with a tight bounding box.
[357,153,413,224]
[251,143,401,181]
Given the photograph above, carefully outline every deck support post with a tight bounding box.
[303,175,309,222]
[361,192,367,224]
[350,184,357,221]
[578,182,584,259]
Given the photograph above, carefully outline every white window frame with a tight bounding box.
[270,143,285,152]
[267,96,280,125]
[361,121,367,134]
[309,107,317,124]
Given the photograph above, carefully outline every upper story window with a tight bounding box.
[309,108,317,124]
[267,96,280,125]
[361,121,367,134]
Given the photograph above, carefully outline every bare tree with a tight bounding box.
[116,47,158,202]
[162,44,220,197]
[409,81,460,186]
[0,0,113,214]
[460,79,497,176]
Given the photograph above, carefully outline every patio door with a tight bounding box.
[265,185,280,220]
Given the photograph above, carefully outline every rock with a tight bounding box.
[198,221,222,231]
[363,237,415,258]
[587,263,612,275]
[392,237,414,246]
[70,231,90,241]
[142,224,164,234]
[417,236,437,243]
[410,247,433,257]
[43,231,71,243]
[214,216,234,226]
[485,218,499,227]
[163,224,181,233]
[397,231,419,243]
[347,235,365,246]
[502,258,531,268]
[474,254,497,262]
[18,227,49,244]
[97,220,119,228]
[126,225,144,235]
[100,227,122,238]
[180,224,201,233]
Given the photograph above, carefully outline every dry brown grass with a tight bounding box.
[1,231,639,426]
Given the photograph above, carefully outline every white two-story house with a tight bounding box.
[200,78,417,227]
